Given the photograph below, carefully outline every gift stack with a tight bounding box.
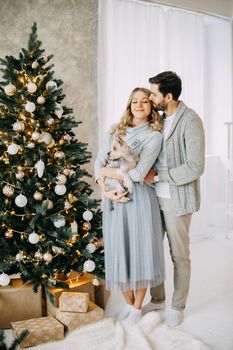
[54,291,103,331]
[45,272,96,316]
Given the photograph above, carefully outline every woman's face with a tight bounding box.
[130,90,151,125]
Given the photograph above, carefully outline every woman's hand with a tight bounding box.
[103,190,129,203]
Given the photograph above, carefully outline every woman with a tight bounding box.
[94,87,164,326]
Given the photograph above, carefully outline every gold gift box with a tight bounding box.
[11,316,64,348]
[60,292,89,313]
[46,274,95,316]
[0,285,42,329]
[55,301,103,331]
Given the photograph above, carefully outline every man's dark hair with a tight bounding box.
[149,71,182,100]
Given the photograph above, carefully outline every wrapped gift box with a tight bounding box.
[11,316,64,348]
[55,301,103,331]
[94,279,110,310]
[0,285,42,329]
[60,292,89,313]
[46,274,95,316]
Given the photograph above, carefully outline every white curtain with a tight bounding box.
[98,0,232,230]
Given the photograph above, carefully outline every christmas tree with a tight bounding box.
[0,23,104,291]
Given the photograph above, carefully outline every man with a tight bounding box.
[142,71,205,327]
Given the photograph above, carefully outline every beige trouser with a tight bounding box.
[150,197,192,310]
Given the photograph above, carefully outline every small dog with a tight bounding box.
[103,137,139,195]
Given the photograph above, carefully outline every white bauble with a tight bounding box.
[37,96,45,105]
[92,278,100,286]
[42,199,53,210]
[39,132,52,145]
[53,216,66,228]
[15,171,25,180]
[86,243,96,254]
[83,210,93,221]
[54,103,63,118]
[25,101,36,113]
[3,185,14,197]
[28,232,40,244]
[46,81,57,90]
[26,142,35,149]
[32,131,40,141]
[34,191,43,201]
[32,61,39,69]
[56,174,67,184]
[7,143,19,155]
[35,159,45,178]
[4,83,16,96]
[27,82,37,93]
[15,194,28,207]
[16,252,23,262]
[83,260,96,273]
[13,121,25,132]
[54,151,65,159]
[54,184,67,196]
[36,74,44,82]
[43,252,53,262]
[0,273,10,286]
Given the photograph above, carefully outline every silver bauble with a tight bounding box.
[27,82,37,93]
[25,101,36,113]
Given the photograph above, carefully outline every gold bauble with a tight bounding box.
[82,222,91,231]
[92,237,101,248]
[39,234,46,242]
[34,251,43,260]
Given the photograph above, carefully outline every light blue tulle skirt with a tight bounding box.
[102,183,165,292]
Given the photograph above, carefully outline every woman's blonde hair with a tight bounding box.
[110,87,163,137]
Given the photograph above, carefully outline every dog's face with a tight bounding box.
[108,138,129,161]
[108,138,138,165]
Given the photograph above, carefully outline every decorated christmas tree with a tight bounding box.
[0,23,104,291]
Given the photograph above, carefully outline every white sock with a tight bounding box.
[118,304,133,320]
[122,307,141,326]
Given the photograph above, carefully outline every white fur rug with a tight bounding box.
[32,313,210,350]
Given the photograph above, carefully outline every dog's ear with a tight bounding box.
[116,136,124,145]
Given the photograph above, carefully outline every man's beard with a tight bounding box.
[153,101,168,112]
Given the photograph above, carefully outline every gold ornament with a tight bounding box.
[3,185,14,197]
[5,229,13,239]
[54,151,65,159]
[4,83,16,96]
[66,239,74,247]
[39,234,46,242]
[82,222,91,231]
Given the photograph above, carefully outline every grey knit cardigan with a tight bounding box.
[156,101,205,216]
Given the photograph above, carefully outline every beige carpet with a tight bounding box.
[31,312,210,350]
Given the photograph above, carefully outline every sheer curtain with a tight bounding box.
[98,0,232,231]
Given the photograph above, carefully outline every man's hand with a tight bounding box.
[103,190,129,202]
[144,169,157,184]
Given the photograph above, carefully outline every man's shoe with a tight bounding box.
[165,309,184,327]
[141,301,165,315]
